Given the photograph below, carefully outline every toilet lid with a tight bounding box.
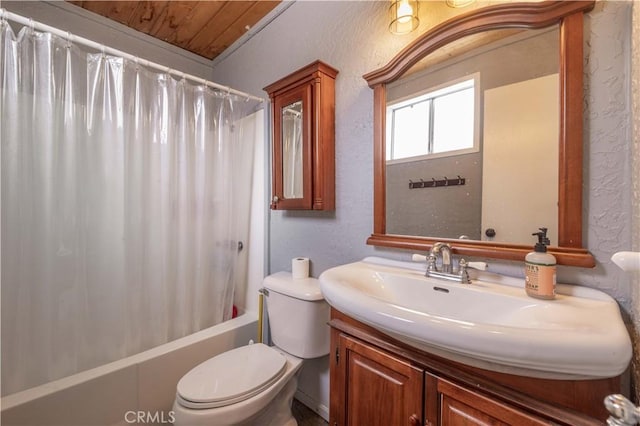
[176,343,287,409]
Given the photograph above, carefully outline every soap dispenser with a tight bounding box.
[525,227,556,299]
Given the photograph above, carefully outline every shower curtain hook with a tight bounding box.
[28,18,35,33]
[65,31,73,49]
[0,9,8,28]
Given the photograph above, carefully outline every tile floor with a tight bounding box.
[292,399,328,426]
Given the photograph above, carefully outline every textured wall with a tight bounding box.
[572,0,633,310]
[212,0,634,310]
[214,1,397,279]
[211,0,636,409]
[633,1,640,295]
[630,0,640,403]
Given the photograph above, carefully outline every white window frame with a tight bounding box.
[386,73,481,164]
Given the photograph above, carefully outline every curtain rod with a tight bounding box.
[0,8,264,103]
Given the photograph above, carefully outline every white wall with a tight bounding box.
[211,0,636,412]
[482,74,559,244]
[578,1,633,306]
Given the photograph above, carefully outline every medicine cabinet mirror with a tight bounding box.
[265,60,338,211]
[364,1,595,267]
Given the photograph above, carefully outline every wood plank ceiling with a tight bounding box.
[67,1,281,60]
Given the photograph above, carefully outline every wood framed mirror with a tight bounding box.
[364,1,596,267]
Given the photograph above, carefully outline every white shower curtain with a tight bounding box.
[1,23,262,395]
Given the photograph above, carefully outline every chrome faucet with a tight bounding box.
[605,394,640,426]
[431,242,452,273]
[414,243,488,284]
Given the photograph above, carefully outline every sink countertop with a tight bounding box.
[319,257,632,379]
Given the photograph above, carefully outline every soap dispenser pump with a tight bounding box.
[525,227,556,299]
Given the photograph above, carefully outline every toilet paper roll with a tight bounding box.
[292,257,310,279]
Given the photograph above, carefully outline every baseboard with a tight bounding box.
[294,389,329,421]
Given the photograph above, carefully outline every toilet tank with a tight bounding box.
[263,272,330,359]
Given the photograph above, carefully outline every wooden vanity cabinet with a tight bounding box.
[329,308,619,426]
[437,378,547,426]
[333,333,423,426]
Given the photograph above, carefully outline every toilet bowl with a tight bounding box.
[172,272,330,425]
[172,344,302,425]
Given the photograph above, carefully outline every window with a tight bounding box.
[386,75,479,162]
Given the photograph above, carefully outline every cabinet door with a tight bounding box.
[271,83,313,209]
[333,333,423,426]
[438,378,548,426]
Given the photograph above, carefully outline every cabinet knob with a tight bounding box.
[409,414,420,426]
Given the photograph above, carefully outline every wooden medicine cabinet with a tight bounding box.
[264,60,338,210]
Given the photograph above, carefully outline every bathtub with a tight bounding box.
[1,313,257,426]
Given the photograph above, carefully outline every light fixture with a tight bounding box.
[446,0,476,8]
[389,0,419,35]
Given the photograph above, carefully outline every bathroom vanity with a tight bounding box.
[321,1,629,424]
[329,309,619,425]
[320,257,631,426]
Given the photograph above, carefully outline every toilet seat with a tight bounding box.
[176,343,287,409]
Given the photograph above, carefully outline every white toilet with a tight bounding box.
[172,272,330,425]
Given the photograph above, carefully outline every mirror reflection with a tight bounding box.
[282,100,303,199]
[385,27,559,244]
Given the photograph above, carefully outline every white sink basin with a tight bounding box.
[319,257,632,379]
